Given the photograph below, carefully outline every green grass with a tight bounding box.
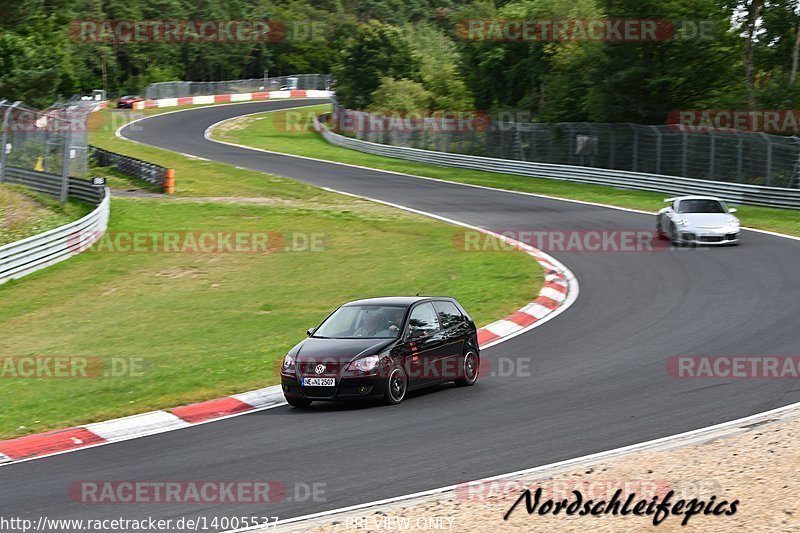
[89,103,336,197]
[213,104,800,237]
[0,104,543,439]
[0,184,92,246]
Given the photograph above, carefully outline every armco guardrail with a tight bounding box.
[314,113,800,210]
[0,167,110,285]
[90,145,172,192]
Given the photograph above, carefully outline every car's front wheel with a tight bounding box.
[656,217,667,239]
[383,366,408,405]
[285,396,312,408]
[668,222,682,246]
[454,350,479,386]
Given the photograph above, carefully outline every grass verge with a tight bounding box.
[0,184,92,246]
[89,103,333,197]
[212,104,800,237]
[0,104,542,439]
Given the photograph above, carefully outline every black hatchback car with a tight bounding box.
[280,296,480,407]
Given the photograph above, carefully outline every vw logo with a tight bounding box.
[315,364,326,375]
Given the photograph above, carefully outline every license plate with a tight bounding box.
[303,377,335,387]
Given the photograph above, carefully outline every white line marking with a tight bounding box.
[311,186,580,351]
[124,104,800,532]
[205,110,800,245]
[114,99,328,144]
[198,107,800,533]
[228,397,800,532]
[0,100,575,467]
[0,452,12,464]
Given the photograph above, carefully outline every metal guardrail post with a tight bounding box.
[0,101,21,182]
[793,137,800,189]
[609,126,616,168]
[681,131,688,178]
[651,125,662,174]
[566,124,574,166]
[764,134,773,186]
[709,133,716,180]
[59,125,72,205]
[736,132,744,182]
[44,126,50,173]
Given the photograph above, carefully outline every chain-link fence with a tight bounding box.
[332,100,800,189]
[0,98,93,203]
[145,74,334,100]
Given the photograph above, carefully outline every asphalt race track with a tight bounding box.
[3,99,800,530]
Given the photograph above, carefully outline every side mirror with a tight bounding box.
[306,327,315,337]
[409,328,426,340]
[728,208,737,213]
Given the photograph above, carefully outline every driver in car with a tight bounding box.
[354,311,393,337]
[387,308,405,333]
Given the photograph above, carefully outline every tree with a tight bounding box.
[401,22,473,110]
[455,0,603,121]
[586,0,742,123]
[369,77,432,111]
[332,20,422,109]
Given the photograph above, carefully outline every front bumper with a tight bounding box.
[281,373,387,401]
[674,229,740,245]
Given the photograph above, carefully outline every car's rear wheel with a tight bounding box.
[454,350,479,387]
[383,366,408,405]
[285,396,312,408]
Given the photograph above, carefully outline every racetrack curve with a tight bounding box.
[2,99,800,530]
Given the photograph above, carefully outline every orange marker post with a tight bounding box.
[164,169,175,194]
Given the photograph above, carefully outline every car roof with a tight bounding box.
[342,296,454,307]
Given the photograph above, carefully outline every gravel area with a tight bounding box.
[303,415,800,532]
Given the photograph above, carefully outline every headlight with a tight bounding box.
[350,355,380,372]
[675,217,689,227]
[281,354,295,372]
[726,217,740,227]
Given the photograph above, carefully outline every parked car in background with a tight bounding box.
[117,95,142,108]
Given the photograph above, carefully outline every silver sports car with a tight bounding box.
[656,196,740,245]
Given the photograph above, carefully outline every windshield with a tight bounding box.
[677,199,727,214]
[313,305,406,339]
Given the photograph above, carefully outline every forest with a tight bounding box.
[1,0,798,125]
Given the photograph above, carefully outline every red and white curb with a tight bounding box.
[0,387,286,465]
[132,90,333,110]
[476,247,571,349]
[0,242,576,466]
[0,104,577,467]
